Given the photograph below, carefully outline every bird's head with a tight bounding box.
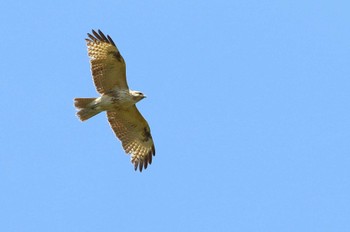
[130,90,146,103]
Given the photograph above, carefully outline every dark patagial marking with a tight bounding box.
[108,51,123,62]
[142,127,152,142]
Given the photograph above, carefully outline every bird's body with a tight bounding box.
[75,89,143,119]
[74,30,155,172]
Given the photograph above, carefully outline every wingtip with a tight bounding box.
[86,29,116,47]
[134,161,143,172]
[91,29,99,35]
[132,155,153,172]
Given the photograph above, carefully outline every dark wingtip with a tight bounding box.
[87,32,95,41]
[86,29,116,47]
[107,35,116,46]
[132,147,156,172]
[152,145,156,156]
[92,29,103,41]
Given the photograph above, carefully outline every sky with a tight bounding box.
[0,0,349,231]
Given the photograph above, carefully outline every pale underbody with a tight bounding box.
[75,88,145,121]
[92,89,139,111]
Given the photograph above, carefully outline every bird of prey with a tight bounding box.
[74,30,155,172]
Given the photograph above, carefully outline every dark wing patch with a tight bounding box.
[106,107,155,172]
[142,127,153,142]
[85,29,129,93]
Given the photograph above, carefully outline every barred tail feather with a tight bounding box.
[74,98,96,109]
[74,98,101,121]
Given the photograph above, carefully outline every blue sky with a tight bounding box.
[1,0,349,231]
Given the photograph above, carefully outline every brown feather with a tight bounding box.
[86,30,129,93]
[107,35,116,46]
[106,107,155,172]
[97,30,109,42]
[87,33,97,41]
[92,30,103,41]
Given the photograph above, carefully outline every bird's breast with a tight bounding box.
[99,91,135,110]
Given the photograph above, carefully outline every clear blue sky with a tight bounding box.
[1,0,349,231]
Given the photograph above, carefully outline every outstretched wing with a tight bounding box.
[107,107,155,172]
[86,30,129,94]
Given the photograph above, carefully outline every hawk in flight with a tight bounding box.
[74,30,155,172]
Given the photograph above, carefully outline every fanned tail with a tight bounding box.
[74,98,101,121]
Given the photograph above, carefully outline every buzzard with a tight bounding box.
[74,30,155,172]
